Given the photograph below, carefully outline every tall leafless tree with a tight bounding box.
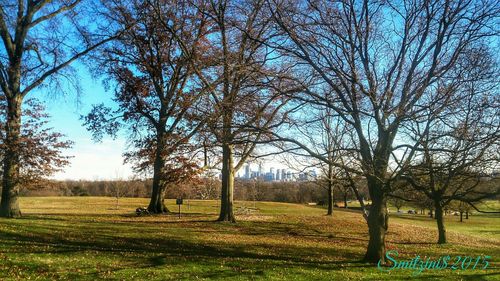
[280,105,353,215]
[267,0,499,262]
[402,58,499,243]
[183,0,296,222]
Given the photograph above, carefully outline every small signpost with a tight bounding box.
[176,198,183,218]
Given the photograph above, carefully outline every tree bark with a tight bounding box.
[344,193,348,209]
[0,97,23,218]
[326,178,334,216]
[148,133,169,214]
[327,184,334,215]
[465,212,469,219]
[460,212,463,222]
[363,185,388,263]
[217,143,235,222]
[148,182,168,214]
[435,203,446,244]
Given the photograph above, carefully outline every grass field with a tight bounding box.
[0,197,498,280]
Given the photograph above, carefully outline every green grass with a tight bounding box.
[0,197,498,280]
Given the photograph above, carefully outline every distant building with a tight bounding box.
[264,172,273,182]
[244,164,250,179]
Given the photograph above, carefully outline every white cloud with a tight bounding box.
[52,138,134,180]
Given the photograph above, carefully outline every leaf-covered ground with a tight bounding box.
[0,197,498,280]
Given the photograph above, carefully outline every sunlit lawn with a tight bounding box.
[0,197,498,280]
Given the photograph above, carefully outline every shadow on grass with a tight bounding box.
[0,214,498,280]
[15,211,214,222]
[0,220,374,280]
[0,218,367,261]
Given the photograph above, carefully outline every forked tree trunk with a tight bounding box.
[0,97,23,218]
[364,185,388,263]
[218,143,235,222]
[435,203,446,244]
[148,134,169,214]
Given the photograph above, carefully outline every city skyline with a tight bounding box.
[235,163,317,182]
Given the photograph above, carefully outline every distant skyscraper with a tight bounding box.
[281,169,286,181]
[258,163,263,177]
[270,168,275,181]
[276,169,281,181]
[244,164,250,179]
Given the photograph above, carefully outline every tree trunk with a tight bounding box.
[460,212,463,222]
[148,134,169,214]
[429,209,433,218]
[363,186,388,263]
[435,203,446,244]
[326,180,334,216]
[148,180,168,213]
[217,143,235,222]
[465,212,469,219]
[344,193,348,209]
[0,97,23,218]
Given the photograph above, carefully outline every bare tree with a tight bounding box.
[390,198,404,213]
[282,106,352,215]
[267,0,499,262]
[107,171,134,210]
[186,0,295,222]
[403,72,499,244]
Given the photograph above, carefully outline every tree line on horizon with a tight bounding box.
[20,177,499,217]
[0,0,498,264]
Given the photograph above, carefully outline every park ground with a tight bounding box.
[0,197,498,280]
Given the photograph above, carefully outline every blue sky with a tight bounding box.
[32,64,296,181]
[32,66,134,181]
